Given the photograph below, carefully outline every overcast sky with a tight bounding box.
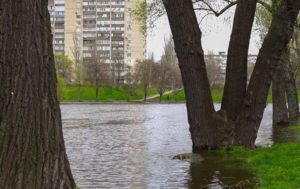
[147,13,260,61]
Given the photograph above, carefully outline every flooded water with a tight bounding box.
[62,104,274,189]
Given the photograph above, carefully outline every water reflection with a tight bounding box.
[61,104,273,189]
[187,153,257,189]
[272,125,300,144]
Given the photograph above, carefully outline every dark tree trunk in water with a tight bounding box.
[285,57,300,119]
[272,47,299,124]
[163,0,228,151]
[235,1,300,147]
[164,0,300,150]
[222,0,257,121]
[0,1,76,188]
[272,52,289,125]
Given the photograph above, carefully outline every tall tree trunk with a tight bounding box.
[0,1,76,188]
[96,68,99,101]
[272,54,289,125]
[272,46,299,124]
[221,0,257,121]
[144,85,148,102]
[285,55,300,119]
[159,93,162,103]
[76,60,81,101]
[235,0,300,147]
[163,0,228,151]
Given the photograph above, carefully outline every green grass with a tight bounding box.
[227,143,300,189]
[213,124,300,188]
[59,86,300,103]
[159,89,224,102]
[59,86,157,102]
[158,89,300,103]
[288,125,300,131]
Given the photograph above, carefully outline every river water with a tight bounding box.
[62,104,274,189]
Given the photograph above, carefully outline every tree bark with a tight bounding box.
[285,56,300,119]
[159,93,162,103]
[163,0,229,151]
[0,1,76,188]
[221,0,257,121]
[272,46,299,124]
[272,55,289,125]
[164,0,300,150]
[235,0,300,147]
[144,85,148,102]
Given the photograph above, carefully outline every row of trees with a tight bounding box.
[161,0,300,151]
[255,2,300,125]
[54,37,183,101]
[1,0,299,188]
[133,39,182,101]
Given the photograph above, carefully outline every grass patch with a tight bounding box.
[159,89,300,103]
[59,86,300,103]
[229,143,300,189]
[159,88,224,102]
[288,125,300,131]
[59,86,157,102]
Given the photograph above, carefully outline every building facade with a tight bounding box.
[48,0,65,53]
[49,0,146,68]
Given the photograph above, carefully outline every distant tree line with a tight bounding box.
[54,38,183,101]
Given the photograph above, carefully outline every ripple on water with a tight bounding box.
[62,104,272,189]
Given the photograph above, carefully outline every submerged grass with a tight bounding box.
[288,125,300,131]
[214,124,300,188]
[228,143,300,189]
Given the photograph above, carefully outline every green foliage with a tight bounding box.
[255,2,272,42]
[132,0,147,36]
[54,53,74,84]
[57,75,66,100]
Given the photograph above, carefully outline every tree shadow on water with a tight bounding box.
[187,153,258,189]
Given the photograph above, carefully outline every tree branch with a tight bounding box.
[194,0,238,17]
[257,0,272,13]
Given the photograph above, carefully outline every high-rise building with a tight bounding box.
[49,0,146,68]
[48,0,65,53]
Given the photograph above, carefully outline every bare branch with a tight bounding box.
[194,0,237,17]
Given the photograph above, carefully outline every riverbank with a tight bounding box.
[61,103,300,188]
[230,142,300,188]
[58,86,221,102]
[228,124,300,188]
[58,86,158,101]
[58,86,300,103]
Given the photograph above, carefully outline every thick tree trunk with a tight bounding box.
[163,0,228,151]
[0,1,76,188]
[272,47,299,124]
[286,58,300,119]
[272,57,289,125]
[221,0,257,121]
[235,1,300,147]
